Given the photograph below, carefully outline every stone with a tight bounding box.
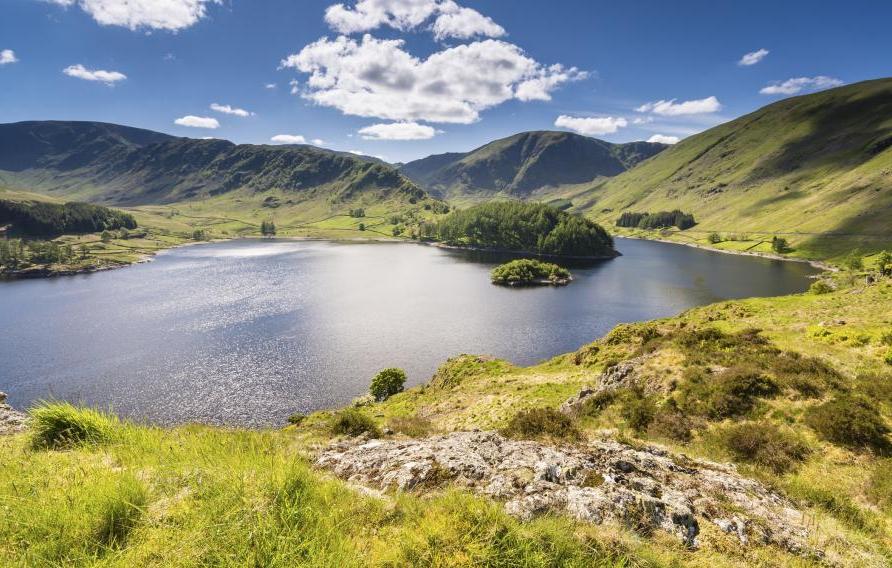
[317,431,817,555]
[0,393,28,435]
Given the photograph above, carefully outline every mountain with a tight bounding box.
[0,121,428,207]
[399,131,667,199]
[575,78,892,258]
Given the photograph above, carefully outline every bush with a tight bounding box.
[370,368,407,401]
[885,348,892,366]
[771,236,791,253]
[575,390,616,417]
[30,402,118,449]
[804,395,890,452]
[647,400,693,442]
[619,391,657,434]
[867,459,892,511]
[681,365,779,419]
[287,413,306,426]
[330,409,381,438]
[707,232,722,244]
[770,352,843,397]
[809,280,833,295]
[500,408,581,441]
[722,422,810,473]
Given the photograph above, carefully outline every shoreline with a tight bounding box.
[616,234,836,273]
[424,241,621,261]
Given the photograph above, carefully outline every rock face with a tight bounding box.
[318,431,814,555]
[0,392,27,435]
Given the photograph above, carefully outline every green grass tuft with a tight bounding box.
[29,401,119,449]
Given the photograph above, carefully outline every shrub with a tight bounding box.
[885,348,892,366]
[880,330,892,346]
[804,395,890,452]
[575,390,616,417]
[707,232,722,244]
[500,408,581,441]
[30,402,118,449]
[722,422,810,473]
[771,236,791,253]
[809,280,833,295]
[619,391,657,434]
[647,400,693,443]
[330,409,381,438]
[287,413,306,426]
[856,372,892,404]
[388,415,434,438]
[370,368,407,401]
[770,352,843,397]
[681,365,779,419]
[867,459,892,511]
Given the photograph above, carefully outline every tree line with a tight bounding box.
[0,199,137,236]
[420,201,615,257]
[616,210,696,230]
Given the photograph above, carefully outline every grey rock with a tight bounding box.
[317,431,816,555]
[560,356,649,415]
[0,393,27,435]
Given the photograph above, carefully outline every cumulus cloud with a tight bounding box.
[0,49,18,65]
[282,35,585,124]
[738,48,769,66]
[635,96,722,116]
[174,115,220,128]
[554,115,627,136]
[759,75,843,95]
[324,0,504,40]
[647,134,680,144]
[264,83,277,89]
[289,79,300,95]
[63,64,126,85]
[358,121,438,140]
[270,134,307,144]
[210,103,254,117]
[44,0,221,31]
[311,138,325,146]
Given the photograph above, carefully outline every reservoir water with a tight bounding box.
[0,238,820,426]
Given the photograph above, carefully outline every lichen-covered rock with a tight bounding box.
[317,431,815,555]
[0,392,27,435]
[560,356,648,415]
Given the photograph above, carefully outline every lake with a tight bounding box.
[0,238,820,426]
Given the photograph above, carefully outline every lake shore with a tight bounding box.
[425,241,621,260]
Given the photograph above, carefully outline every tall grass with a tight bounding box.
[29,401,119,449]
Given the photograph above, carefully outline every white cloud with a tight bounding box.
[635,96,722,116]
[554,115,627,136]
[174,115,220,128]
[759,75,843,96]
[63,63,126,85]
[431,1,505,40]
[282,35,585,124]
[270,134,307,144]
[348,149,387,160]
[358,121,438,140]
[210,103,254,117]
[45,0,221,31]
[311,138,325,146]
[264,83,277,89]
[289,79,300,95]
[646,134,680,144]
[324,0,504,40]
[632,116,653,125]
[738,48,769,66]
[0,49,18,65]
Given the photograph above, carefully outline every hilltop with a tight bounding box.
[400,131,666,200]
[567,78,892,261]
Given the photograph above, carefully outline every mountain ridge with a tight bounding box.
[399,130,667,199]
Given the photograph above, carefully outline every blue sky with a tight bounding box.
[1,0,891,162]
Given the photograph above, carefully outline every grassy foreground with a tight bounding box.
[3,259,892,566]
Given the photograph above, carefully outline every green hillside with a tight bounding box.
[573,78,892,261]
[400,131,666,200]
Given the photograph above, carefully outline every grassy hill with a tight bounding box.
[400,131,666,200]
[571,78,892,261]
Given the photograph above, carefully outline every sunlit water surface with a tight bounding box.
[0,238,819,426]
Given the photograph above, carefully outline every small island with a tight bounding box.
[490,258,572,287]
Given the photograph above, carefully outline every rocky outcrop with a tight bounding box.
[0,392,27,435]
[318,431,815,555]
[560,357,647,415]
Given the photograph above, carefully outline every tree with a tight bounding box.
[877,251,892,277]
[261,220,277,236]
[100,231,113,243]
[707,232,723,244]
[358,223,366,231]
[771,236,790,253]
[192,229,207,241]
[369,368,407,401]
